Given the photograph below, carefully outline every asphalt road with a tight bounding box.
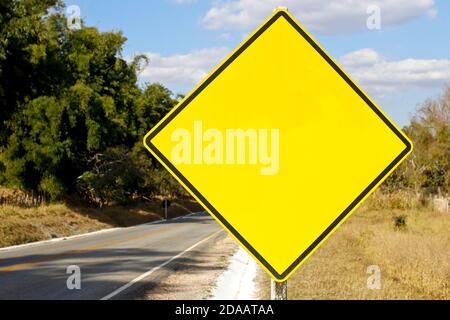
[0,212,223,300]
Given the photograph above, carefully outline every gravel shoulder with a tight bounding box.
[135,232,239,300]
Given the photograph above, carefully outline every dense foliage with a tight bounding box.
[0,1,184,203]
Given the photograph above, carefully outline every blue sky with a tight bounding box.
[65,0,450,126]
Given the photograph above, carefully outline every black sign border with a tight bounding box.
[145,11,412,281]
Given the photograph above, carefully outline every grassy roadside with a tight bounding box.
[256,207,450,299]
[0,199,203,248]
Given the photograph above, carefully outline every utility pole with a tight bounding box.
[271,279,287,300]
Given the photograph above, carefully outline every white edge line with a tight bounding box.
[0,227,120,252]
[0,211,203,252]
[100,229,223,300]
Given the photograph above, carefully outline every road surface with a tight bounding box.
[0,212,223,300]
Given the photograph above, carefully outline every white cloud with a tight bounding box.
[139,47,450,98]
[140,47,230,89]
[201,0,436,34]
[339,49,450,95]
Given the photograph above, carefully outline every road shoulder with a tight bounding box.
[132,232,238,300]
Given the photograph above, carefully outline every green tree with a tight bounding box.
[0,2,156,198]
[0,1,188,203]
[134,83,179,142]
[0,0,63,144]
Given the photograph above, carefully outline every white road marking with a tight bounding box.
[100,229,223,300]
[0,227,120,252]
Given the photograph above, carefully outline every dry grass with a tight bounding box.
[0,199,203,248]
[362,189,428,210]
[257,207,450,300]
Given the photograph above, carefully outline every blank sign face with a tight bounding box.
[144,9,412,281]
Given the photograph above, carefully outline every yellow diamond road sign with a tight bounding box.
[144,9,413,281]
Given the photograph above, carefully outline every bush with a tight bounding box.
[394,215,407,230]
[76,147,144,206]
[39,175,66,201]
[76,146,187,206]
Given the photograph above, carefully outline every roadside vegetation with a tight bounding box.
[0,0,199,247]
[0,1,186,205]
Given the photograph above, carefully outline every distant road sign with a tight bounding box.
[144,9,412,281]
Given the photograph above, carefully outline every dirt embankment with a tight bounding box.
[0,193,203,248]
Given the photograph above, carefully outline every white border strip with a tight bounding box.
[100,229,223,300]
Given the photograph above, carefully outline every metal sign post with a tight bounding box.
[271,279,287,300]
